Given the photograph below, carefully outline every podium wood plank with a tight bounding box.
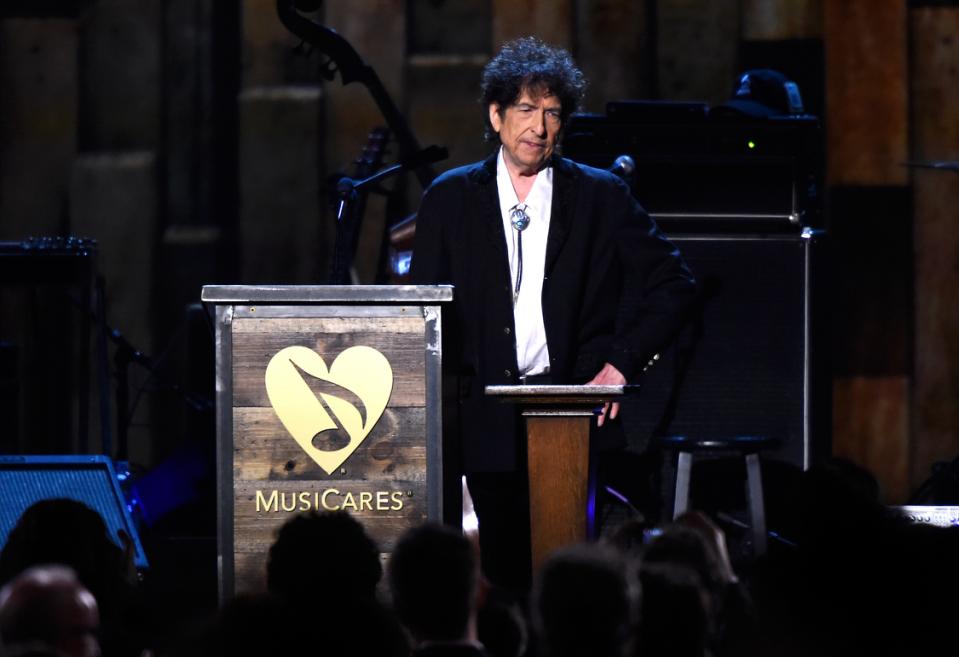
[232,319,426,408]
[526,416,591,570]
[232,479,426,593]
[231,316,426,333]
[233,481,425,545]
[233,406,426,481]
[232,550,395,595]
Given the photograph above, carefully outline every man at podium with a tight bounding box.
[411,36,695,592]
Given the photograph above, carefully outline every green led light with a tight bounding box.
[747,140,756,150]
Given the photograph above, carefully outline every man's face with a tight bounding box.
[489,87,562,175]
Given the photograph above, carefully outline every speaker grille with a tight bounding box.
[625,233,822,470]
[0,456,148,568]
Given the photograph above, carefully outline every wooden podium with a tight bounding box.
[202,285,451,598]
[485,384,624,571]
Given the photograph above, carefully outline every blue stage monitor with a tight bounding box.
[0,455,148,569]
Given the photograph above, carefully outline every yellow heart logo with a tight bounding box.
[264,345,393,475]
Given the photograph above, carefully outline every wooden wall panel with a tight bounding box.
[823,0,907,185]
[321,2,405,283]
[240,2,329,283]
[827,187,912,378]
[324,1,405,183]
[231,316,426,407]
[233,407,426,481]
[234,482,425,552]
[70,153,158,464]
[911,8,959,162]
[833,376,910,502]
[238,87,324,284]
[575,0,650,111]
[70,154,158,353]
[910,7,959,490]
[742,0,822,40]
[825,0,911,498]
[0,19,78,239]
[407,61,489,171]
[163,0,213,226]
[242,0,306,88]
[408,0,491,55]
[657,0,739,105]
[492,0,572,49]
[78,0,161,150]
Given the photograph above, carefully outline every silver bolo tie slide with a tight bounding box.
[510,204,530,303]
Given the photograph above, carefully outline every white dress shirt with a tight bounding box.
[496,147,552,377]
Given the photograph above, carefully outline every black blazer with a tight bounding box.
[411,152,695,472]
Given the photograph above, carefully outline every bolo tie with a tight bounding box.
[510,204,530,305]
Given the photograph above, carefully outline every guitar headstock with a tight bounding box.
[277,0,370,86]
[353,126,391,179]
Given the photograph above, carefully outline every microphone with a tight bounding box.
[608,154,635,181]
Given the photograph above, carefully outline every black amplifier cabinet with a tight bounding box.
[0,238,100,454]
[622,230,830,471]
[563,101,823,233]
[566,102,828,471]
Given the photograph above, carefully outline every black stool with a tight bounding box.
[655,435,777,556]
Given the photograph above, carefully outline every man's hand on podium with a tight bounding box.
[587,362,626,427]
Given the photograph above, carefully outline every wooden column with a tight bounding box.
[492,0,571,49]
[526,413,592,570]
[910,6,959,490]
[656,0,739,104]
[742,0,822,40]
[575,0,651,111]
[324,0,405,184]
[0,19,78,239]
[824,0,907,187]
[824,0,911,501]
[78,0,161,151]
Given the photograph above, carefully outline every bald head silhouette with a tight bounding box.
[0,564,100,657]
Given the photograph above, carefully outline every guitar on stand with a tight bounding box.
[329,127,390,284]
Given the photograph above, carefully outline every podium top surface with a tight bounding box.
[200,284,453,304]
[485,384,632,404]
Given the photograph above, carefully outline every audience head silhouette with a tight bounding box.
[642,523,725,600]
[0,498,126,611]
[388,523,480,644]
[533,544,635,657]
[638,562,710,657]
[266,510,382,604]
[0,564,100,657]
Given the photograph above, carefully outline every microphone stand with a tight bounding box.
[329,145,447,284]
[65,287,213,461]
[109,325,212,461]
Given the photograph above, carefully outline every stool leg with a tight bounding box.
[745,452,767,556]
[674,451,692,519]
